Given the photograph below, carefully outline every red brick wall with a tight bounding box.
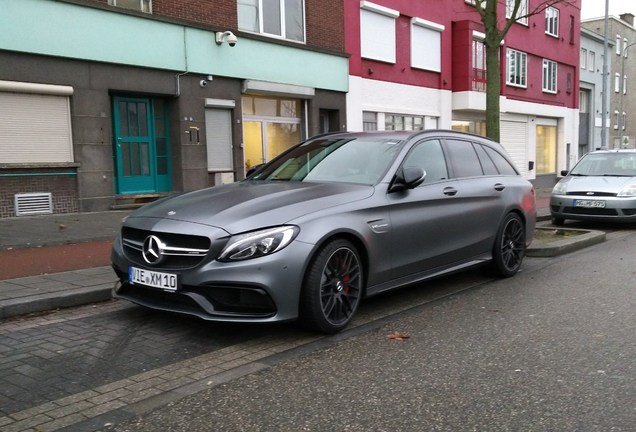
[84,0,343,52]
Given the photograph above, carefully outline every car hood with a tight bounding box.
[126,181,374,234]
[561,175,636,193]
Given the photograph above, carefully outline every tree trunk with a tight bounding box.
[485,41,501,142]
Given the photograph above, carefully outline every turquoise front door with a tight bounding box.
[113,97,171,194]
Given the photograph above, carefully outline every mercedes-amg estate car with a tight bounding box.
[550,149,636,225]
[111,130,536,333]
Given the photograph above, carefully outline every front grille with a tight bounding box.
[562,207,618,216]
[116,283,276,318]
[121,227,213,270]
[566,191,617,197]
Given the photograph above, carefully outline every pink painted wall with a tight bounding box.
[345,0,581,109]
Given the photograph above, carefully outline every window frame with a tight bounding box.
[615,73,621,93]
[506,0,528,26]
[506,48,527,88]
[542,59,557,94]
[545,6,559,37]
[410,17,444,72]
[237,0,306,43]
[108,0,151,13]
[580,48,587,69]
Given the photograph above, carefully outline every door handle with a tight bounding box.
[443,187,457,196]
[494,183,506,192]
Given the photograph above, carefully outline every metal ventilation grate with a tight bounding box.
[14,192,53,216]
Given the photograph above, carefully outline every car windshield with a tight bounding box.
[249,136,404,185]
[570,152,636,177]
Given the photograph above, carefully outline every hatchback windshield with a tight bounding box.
[570,152,636,177]
[250,137,404,185]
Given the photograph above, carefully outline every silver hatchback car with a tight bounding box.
[550,150,636,225]
[111,130,536,333]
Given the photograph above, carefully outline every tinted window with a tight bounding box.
[474,143,499,175]
[483,146,518,175]
[445,139,483,178]
[403,139,449,184]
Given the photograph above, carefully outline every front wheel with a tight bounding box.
[299,239,363,334]
[490,213,526,278]
[551,216,565,226]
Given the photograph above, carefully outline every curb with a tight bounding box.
[0,284,113,320]
[526,227,606,257]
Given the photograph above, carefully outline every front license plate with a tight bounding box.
[574,199,606,208]
[129,266,178,292]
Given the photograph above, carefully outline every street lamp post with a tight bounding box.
[620,42,636,149]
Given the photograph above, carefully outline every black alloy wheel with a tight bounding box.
[491,212,526,278]
[300,239,363,334]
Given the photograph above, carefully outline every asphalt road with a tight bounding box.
[1,226,635,432]
[98,228,636,432]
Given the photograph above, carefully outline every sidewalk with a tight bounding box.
[0,190,552,321]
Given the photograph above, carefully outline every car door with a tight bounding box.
[387,138,466,279]
[442,139,509,256]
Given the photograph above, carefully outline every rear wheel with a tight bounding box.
[299,239,363,334]
[490,213,525,278]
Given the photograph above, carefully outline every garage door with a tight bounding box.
[500,119,528,177]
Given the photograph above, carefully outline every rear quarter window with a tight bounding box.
[482,145,519,175]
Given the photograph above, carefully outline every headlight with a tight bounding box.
[617,183,636,197]
[552,181,567,195]
[218,226,299,262]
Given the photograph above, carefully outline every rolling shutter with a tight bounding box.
[0,91,73,163]
[500,119,528,176]
[205,108,233,171]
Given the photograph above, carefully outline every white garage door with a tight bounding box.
[500,119,528,177]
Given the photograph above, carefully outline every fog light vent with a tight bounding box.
[14,192,53,216]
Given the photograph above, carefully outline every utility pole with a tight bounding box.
[620,42,636,148]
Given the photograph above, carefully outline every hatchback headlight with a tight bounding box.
[617,183,636,197]
[218,226,299,262]
[552,181,567,195]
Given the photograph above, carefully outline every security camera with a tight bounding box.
[215,31,238,47]
[199,79,207,88]
[226,33,238,47]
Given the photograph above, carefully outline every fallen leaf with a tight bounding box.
[386,331,410,341]
[58,224,67,231]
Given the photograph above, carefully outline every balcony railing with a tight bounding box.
[472,68,487,92]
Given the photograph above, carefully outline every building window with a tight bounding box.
[589,51,595,70]
[238,0,305,42]
[360,1,399,63]
[506,49,527,87]
[363,112,378,131]
[108,0,151,13]
[506,0,528,25]
[614,110,619,129]
[472,38,487,92]
[616,35,622,55]
[545,7,559,37]
[536,125,557,174]
[623,112,627,130]
[410,18,444,72]
[615,73,621,93]
[580,48,587,69]
[542,59,557,93]
[385,114,425,131]
[624,75,628,94]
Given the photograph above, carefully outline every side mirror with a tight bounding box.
[246,163,266,177]
[389,167,426,192]
[560,170,569,176]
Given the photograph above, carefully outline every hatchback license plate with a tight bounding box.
[129,266,178,291]
[574,199,606,208]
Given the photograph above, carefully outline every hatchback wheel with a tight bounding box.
[300,239,363,334]
[490,213,525,278]
[551,216,565,226]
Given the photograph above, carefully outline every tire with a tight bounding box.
[490,213,526,278]
[551,216,565,226]
[299,239,363,334]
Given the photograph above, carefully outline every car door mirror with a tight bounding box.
[560,169,569,176]
[389,167,426,192]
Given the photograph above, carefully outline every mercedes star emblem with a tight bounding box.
[142,235,165,265]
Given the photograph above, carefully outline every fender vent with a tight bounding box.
[14,192,53,216]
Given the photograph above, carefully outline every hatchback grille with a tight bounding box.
[566,191,617,197]
[121,227,212,269]
[562,207,618,216]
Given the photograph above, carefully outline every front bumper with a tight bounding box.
[111,234,314,323]
[550,194,636,222]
